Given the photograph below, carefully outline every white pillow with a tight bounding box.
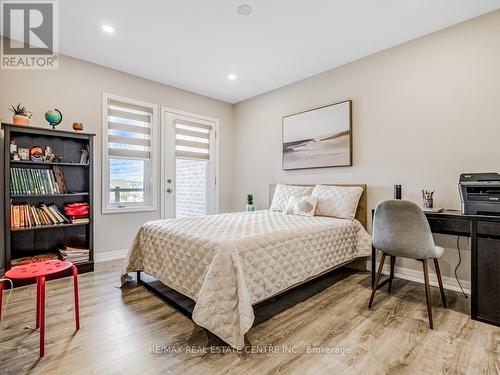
[285,195,318,216]
[312,185,363,219]
[270,184,314,212]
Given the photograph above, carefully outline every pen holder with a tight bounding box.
[422,189,434,209]
[423,197,433,209]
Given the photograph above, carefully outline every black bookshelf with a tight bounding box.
[2,123,95,280]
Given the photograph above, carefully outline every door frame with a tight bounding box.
[160,106,220,219]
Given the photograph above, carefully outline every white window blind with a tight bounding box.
[102,93,157,214]
[107,98,153,160]
[175,119,211,160]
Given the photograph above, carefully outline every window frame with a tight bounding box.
[102,92,159,214]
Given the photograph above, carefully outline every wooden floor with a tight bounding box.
[0,260,498,375]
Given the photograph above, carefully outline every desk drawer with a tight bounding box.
[427,218,470,235]
[477,221,500,237]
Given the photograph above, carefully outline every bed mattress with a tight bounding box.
[121,210,371,348]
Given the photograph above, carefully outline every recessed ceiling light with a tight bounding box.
[228,73,237,81]
[102,24,115,33]
[237,5,252,16]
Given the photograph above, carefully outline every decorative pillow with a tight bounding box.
[270,184,314,212]
[285,195,318,216]
[312,185,363,219]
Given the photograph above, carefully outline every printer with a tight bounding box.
[459,173,500,215]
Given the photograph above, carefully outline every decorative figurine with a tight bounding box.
[73,122,84,132]
[18,148,30,161]
[9,140,17,155]
[29,145,44,163]
[44,145,55,162]
[12,152,20,161]
[44,109,63,129]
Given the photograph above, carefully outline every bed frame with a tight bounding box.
[137,183,368,331]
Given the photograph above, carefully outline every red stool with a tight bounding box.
[4,260,80,357]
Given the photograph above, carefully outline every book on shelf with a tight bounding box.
[80,146,90,164]
[64,202,90,223]
[59,246,90,263]
[10,167,65,195]
[10,203,71,229]
[53,166,67,193]
[71,217,90,224]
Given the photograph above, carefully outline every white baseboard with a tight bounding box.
[94,248,128,263]
[367,261,470,295]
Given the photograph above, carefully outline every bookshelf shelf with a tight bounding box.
[2,123,95,279]
[11,192,89,198]
[10,160,89,167]
[10,222,89,232]
[72,260,93,266]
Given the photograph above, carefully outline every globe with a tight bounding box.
[45,109,63,129]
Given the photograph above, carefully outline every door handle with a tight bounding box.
[166,188,173,194]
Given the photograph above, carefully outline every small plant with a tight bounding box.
[247,194,253,205]
[9,103,32,118]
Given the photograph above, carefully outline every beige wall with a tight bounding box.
[1,10,499,286]
[233,10,500,285]
[0,53,234,260]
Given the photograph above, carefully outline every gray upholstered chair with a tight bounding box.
[368,200,447,328]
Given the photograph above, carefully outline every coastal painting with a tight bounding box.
[282,100,352,170]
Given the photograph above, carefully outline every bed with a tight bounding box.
[121,184,371,348]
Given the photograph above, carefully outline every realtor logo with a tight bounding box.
[1,1,59,69]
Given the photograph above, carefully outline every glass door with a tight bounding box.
[161,110,217,219]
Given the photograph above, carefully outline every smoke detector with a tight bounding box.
[237,5,252,16]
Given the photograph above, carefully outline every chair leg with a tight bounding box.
[388,256,396,292]
[0,280,4,323]
[433,258,447,308]
[39,276,46,357]
[72,265,80,331]
[36,279,40,329]
[369,253,386,309]
[422,260,433,329]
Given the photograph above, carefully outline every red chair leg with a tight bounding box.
[0,280,4,323]
[39,276,46,358]
[36,279,40,329]
[72,265,80,330]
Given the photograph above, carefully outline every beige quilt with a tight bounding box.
[121,210,371,348]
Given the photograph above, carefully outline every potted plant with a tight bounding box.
[246,194,255,211]
[9,103,32,126]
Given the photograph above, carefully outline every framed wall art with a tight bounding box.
[282,100,352,170]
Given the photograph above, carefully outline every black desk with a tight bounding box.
[371,209,500,327]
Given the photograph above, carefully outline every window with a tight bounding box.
[102,93,158,213]
[174,118,214,217]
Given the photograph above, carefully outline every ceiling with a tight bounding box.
[56,1,500,102]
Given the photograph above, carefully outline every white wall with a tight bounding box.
[233,10,500,286]
[0,53,234,263]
